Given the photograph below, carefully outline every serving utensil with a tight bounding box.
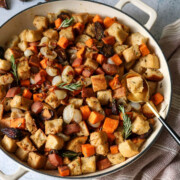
[124,72,180,145]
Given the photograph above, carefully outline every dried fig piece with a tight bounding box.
[1,128,23,139]
[57,11,71,20]
[55,47,68,64]
[99,43,114,58]
[94,22,104,40]
[112,99,118,115]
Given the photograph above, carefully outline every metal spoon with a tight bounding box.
[124,72,180,145]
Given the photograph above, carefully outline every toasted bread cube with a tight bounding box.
[132,115,150,135]
[96,143,109,155]
[133,60,146,74]
[107,153,125,165]
[6,35,20,48]
[25,112,37,134]
[45,92,61,109]
[77,121,89,137]
[47,13,57,24]
[0,59,11,71]
[16,136,36,152]
[1,135,17,152]
[97,90,112,105]
[68,157,82,176]
[17,60,30,80]
[0,73,14,85]
[69,98,83,108]
[84,58,98,70]
[78,76,92,87]
[86,97,104,114]
[43,29,58,40]
[123,45,141,63]
[113,43,128,56]
[66,136,87,153]
[85,23,95,38]
[15,147,29,161]
[72,13,89,24]
[45,134,64,150]
[127,32,148,46]
[127,76,144,93]
[33,16,48,30]
[44,159,57,170]
[143,68,163,81]
[113,87,126,99]
[28,152,46,169]
[114,131,124,145]
[147,81,157,96]
[140,54,160,69]
[90,131,107,146]
[142,101,157,118]
[118,140,139,158]
[91,74,107,92]
[4,47,23,61]
[45,118,63,135]
[25,29,42,42]
[10,95,33,111]
[30,129,47,149]
[81,156,96,174]
[0,86,8,102]
[60,26,74,41]
[18,41,28,52]
[106,23,128,44]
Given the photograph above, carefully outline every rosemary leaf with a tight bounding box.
[61,150,78,159]
[119,105,132,140]
[57,17,74,29]
[58,82,82,91]
[10,55,19,84]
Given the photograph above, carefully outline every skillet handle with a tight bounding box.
[0,166,27,180]
[115,0,157,30]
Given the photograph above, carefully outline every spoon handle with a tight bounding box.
[147,102,180,146]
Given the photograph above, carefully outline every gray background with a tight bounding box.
[0,0,179,179]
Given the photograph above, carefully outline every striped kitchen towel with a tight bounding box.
[99,19,180,180]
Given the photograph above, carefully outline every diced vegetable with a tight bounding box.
[57,37,69,49]
[23,89,32,99]
[6,87,21,98]
[97,158,111,170]
[110,54,123,65]
[151,92,164,105]
[103,117,119,133]
[48,153,63,167]
[110,145,118,154]
[139,43,150,56]
[58,166,70,177]
[10,118,25,129]
[82,144,95,157]
[93,15,103,23]
[102,36,116,45]
[88,111,105,124]
[103,17,116,28]
[80,105,91,120]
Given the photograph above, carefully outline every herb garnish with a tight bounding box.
[10,55,18,84]
[61,150,79,159]
[58,82,82,92]
[119,105,132,140]
[58,17,74,29]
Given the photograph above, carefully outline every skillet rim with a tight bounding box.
[0,0,172,179]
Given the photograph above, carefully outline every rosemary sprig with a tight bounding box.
[57,17,74,29]
[58,82,82,91]
[119,105,132,140]
[10,55,18,84]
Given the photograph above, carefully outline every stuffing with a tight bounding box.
[143,68,163,81]
[123,45,141,63]
[132,115,150,135]
[91,74,107,92]
[105,23,128,44]
[45,92,61,109]
[1,135,17,152]
[81,156,96,174]
[97,89,112,105]
[127,32,148,46]
[113,43,128,56]
[142,101,157,118]
[126,76,144,93]
[68,157,82,176]
[43,29,59,40]
[140,54,160,69]
[0,73,13,85]
[59,26,74,41]
[107,153,125,165]
[72,13,89,24]
[17,60,30,80]
[33,16,49,30]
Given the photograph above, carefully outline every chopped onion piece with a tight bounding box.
[46,66,58,77]
[73,109,82,123]
[63,104,75,124]
[24,49,33,57]
[52,75,62,86]
[54,90,67,100]
[57,133,70,141]
[107,58,115,64]
[129,102,141,111]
